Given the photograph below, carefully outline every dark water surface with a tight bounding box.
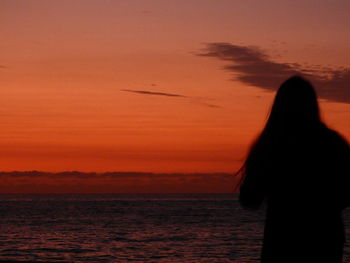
[0,194,349,262]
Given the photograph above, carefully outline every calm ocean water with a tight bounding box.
[0,194,349,263]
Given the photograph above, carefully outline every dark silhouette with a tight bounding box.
[238,76,350,262]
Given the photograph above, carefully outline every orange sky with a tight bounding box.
[1,0,350,181]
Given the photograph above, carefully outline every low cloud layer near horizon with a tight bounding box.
[198,42,350,104]
[0,171,237,193]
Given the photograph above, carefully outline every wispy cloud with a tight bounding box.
[121,89,187,98]
[121,89,221,108]
[198,42,350,103]
[191,100,221,109]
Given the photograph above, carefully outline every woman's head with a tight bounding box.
[236,76,323,190]
[266,75,321,129]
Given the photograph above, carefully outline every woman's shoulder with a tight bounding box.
[320,125,350,151]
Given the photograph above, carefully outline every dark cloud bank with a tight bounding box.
[198,42,350,104]
[0,171,237,193]
[0,171,232,178]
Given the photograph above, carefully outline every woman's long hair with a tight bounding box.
[236,75,324,190]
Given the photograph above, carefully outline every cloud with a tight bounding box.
[191,100,221,109]
[121,89,221,108]
[198,42,350,104]
[121,89,187,98]
[0,171,234,178]
[0,171,237,193]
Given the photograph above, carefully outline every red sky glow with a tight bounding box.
[1,0,350,192]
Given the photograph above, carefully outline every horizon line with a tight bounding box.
[0,170,235,174]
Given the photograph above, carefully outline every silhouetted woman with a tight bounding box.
[239,76,350,262]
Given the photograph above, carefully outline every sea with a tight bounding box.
[0,194,349,263]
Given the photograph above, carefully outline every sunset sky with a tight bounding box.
[1,1,350,192]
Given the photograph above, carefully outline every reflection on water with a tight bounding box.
[0,194,349,262]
